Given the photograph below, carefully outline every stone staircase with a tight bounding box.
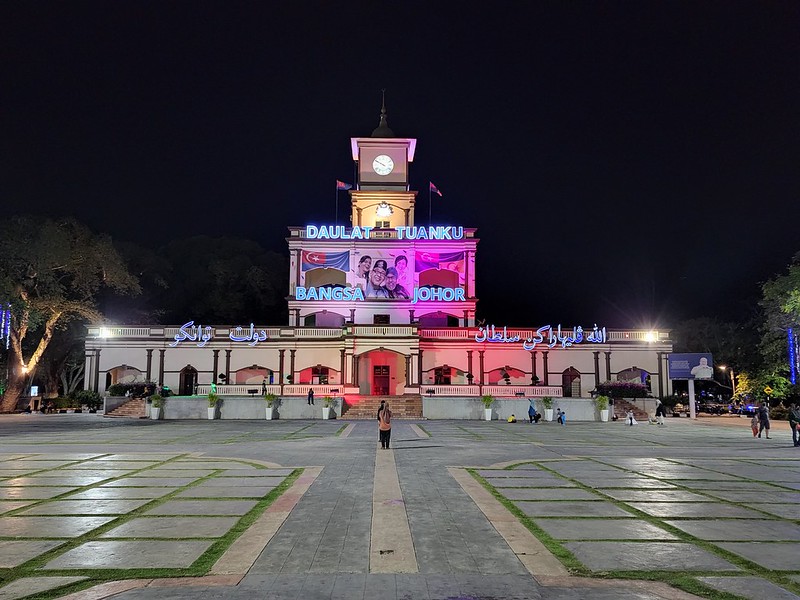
[104,398,148,419]
[613,399,650,422]
[341,395,423,420]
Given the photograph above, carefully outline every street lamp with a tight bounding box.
[718,365,736,396]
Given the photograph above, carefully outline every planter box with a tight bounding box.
[150,406,161,420]
[207,407,217,420]
[484,408,493,421]
[265,407,275,420]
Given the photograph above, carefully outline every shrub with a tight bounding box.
[150,394,164,408]
[208,392,219,407]
[541,396,554,409]
[264,393,279,408]
[594,395,610,411]
[70,390,102,410]
[323,396,338,408]
[481,394,494,408]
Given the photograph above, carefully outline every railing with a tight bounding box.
[294,328,343,339]
[87,327,152,338]
[283,385,344,396]
[419,329,471,339]
[480,385,563,398]
[351,325,416,337]
[417,385,563,397]
[197,384,281,396]
[420,385,481,396]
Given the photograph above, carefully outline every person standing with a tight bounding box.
[261,378,267,395]
[307,388,314,406]
[757,401,771,439]
[377,400,385,442]
[788,403,800,447]
[379,401,392,449]
[528,399,536,424]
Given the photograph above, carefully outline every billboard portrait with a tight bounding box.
[668,353,714,380]
[353,250,414,299]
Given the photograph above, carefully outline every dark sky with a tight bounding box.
[3,2,799,328]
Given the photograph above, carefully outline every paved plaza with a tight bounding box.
[0,414,798,600]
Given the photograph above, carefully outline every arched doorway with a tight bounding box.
[357,349,407,396]
[179,365,198,396]
[618,367,651,392]
[562,367,581,397]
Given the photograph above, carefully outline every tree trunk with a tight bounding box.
[0,377,26,413]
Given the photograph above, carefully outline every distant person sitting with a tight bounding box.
[507,414,517,423]
[690,357,714,380]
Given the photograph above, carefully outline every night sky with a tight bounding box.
[3,2,799,329]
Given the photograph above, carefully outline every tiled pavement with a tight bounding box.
[0,414,797,599]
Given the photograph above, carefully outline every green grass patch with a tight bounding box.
[0,455,302,599]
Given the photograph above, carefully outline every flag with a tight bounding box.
[336,180,353,190]
[429,182,442,197]
[301,250,350,271]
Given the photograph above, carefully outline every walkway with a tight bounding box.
[0,415,797,599]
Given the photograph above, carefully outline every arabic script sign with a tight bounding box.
[475,324,607,350]
[169,321,269,348]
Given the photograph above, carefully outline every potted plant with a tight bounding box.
[264,392,279,420]
[150,393,164,420]
[541,396,554,421]
[207,392,219,420]
[322,396,338,420]
[481,394,494,421]
[595,395,610,422]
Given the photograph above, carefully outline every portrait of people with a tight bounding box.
[690,356,713,379]
[356,255,372,279]
[385,266,410,299]
[366,259,389,298]
[394,255,412,290]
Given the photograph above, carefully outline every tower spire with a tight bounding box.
[371,88,395,138]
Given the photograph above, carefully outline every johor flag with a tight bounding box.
[301,250,350,271]
[429,182,442,196]
[415,251,465,272]
[336,180,353,190]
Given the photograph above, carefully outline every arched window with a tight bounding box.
[562,367,581,397]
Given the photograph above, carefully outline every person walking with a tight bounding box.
[379,401,392,449]
[655,400,667,426]
[307,388,314,406]
[528,399,536,424]
[757,401,771,439]
[750,412,759,437]
[788,403,800,447]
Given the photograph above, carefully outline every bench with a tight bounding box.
[247,389,259,396]
[514,392,526,397]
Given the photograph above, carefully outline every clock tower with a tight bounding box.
[349,99,418,228]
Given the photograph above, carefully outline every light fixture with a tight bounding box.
[644,331,658,342]
[376,202,393,217]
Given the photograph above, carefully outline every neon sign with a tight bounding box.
[295,287,365,301]
[306,225,464,240]
[170,321,269,348]
[294,286,465,303]
[475,324,607,350]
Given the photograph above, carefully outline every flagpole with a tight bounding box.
[429,183,432,226]
[334,182,338,226]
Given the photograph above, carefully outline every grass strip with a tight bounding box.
[0,457,300,599]
[466,468,587,575]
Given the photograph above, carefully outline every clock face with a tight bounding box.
[372,154,394,176]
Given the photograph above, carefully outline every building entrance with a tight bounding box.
[373,366,390,395]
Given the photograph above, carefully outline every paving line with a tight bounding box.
[339,423,355,438]
[409,424,429,438]
[210,466,323,575]
[370,448,418,573]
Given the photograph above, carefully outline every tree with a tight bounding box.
[0,217,139,412]
[758,252,800,401]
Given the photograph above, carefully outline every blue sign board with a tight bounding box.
[668,353,714,380]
